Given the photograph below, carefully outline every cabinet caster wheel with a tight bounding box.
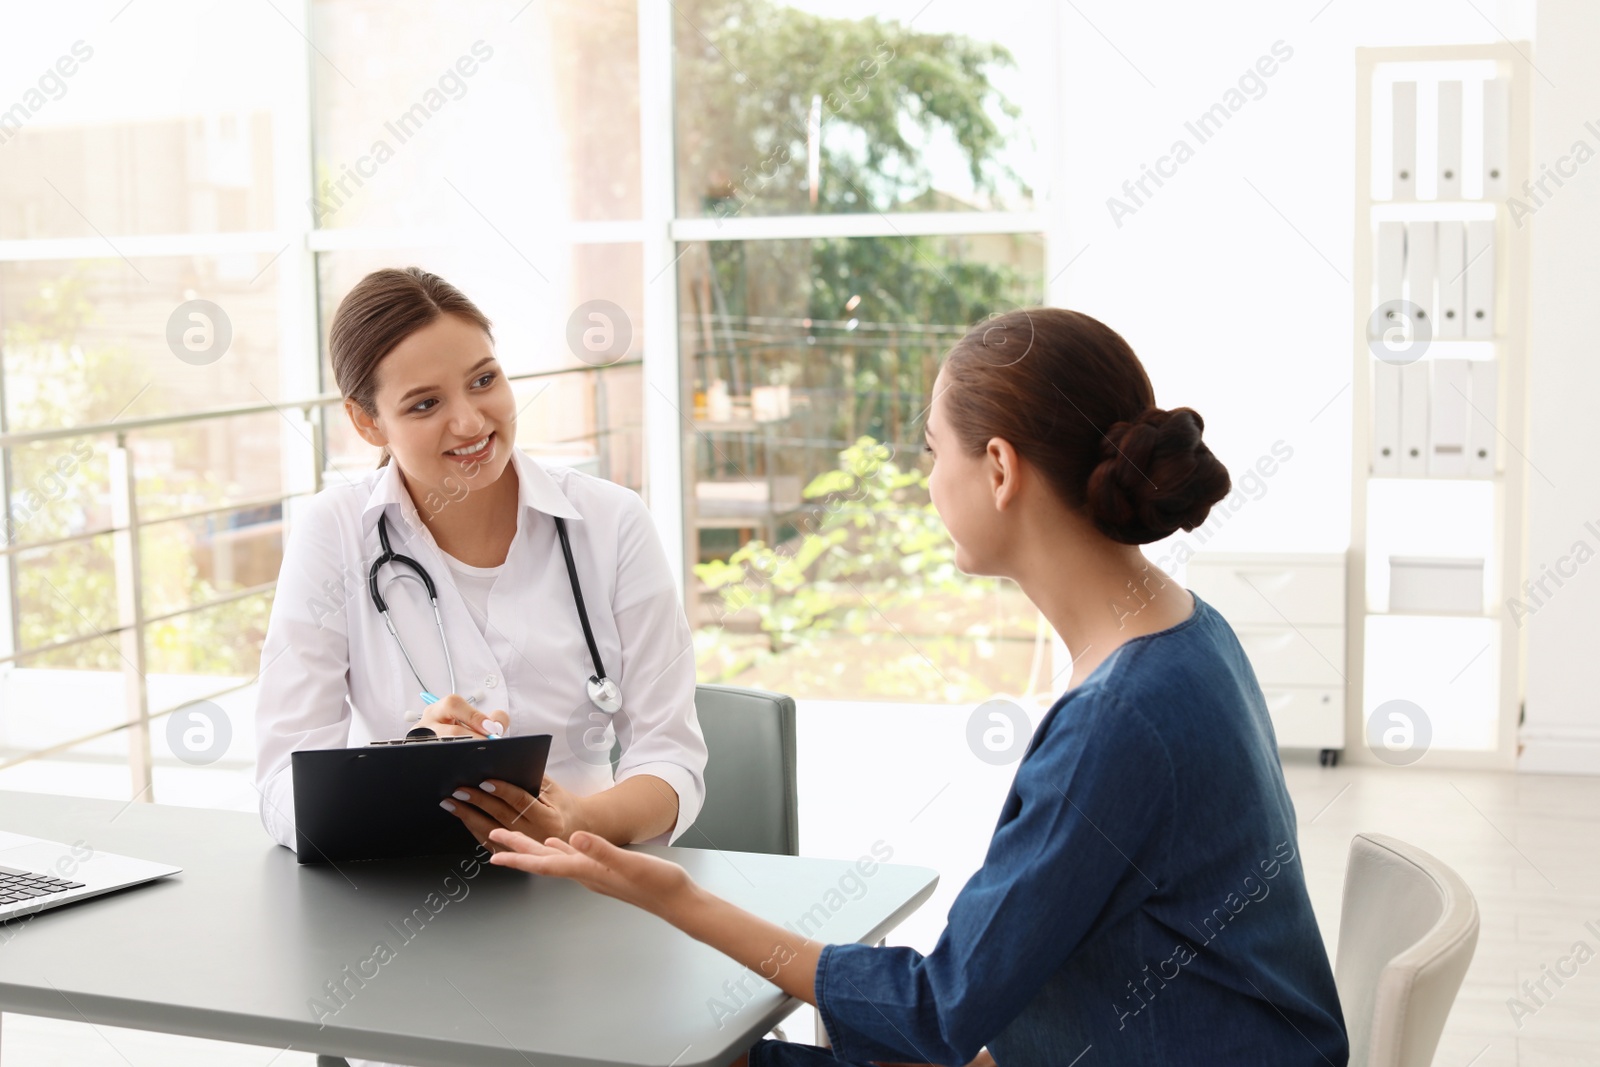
[1319,748,1340,767]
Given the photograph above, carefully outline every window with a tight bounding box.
[0,0,1054,804]
[681,233,1046,700]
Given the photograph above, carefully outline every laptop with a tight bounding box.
[0,829,180,921]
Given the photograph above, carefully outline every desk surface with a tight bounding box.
[0,791,938,1067]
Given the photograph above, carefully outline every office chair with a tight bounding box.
[1334,832,1480,1067]
[674,683,799,856]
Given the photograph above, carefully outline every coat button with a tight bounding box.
[485,675,498,688]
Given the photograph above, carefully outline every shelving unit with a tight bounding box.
[1348,44,1533,769]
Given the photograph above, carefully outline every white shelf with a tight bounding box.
[1366,609,1496,620]
[1349,43,1531,769]
[1367,200,1502,218]
[1366,474,1499,484]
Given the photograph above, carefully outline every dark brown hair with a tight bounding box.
[328,266,494,467]
[940,307,1231,545]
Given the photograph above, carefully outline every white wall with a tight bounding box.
[1520,0,1600,773]
[1051,1,1572,766]
[1054,0,1533,568]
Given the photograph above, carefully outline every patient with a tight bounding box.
[487,308,1349,1066]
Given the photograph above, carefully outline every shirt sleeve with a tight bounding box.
[814,689,1175,1065]
[253,495,358,851]
[607,489,707,845]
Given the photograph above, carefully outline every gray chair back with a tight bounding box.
[675,683,798,856]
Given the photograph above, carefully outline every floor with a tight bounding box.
[1,700,1597,1065]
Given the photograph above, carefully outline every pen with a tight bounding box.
[419,689,483,707]
[410,690,501,737]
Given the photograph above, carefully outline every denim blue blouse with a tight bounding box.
[752,593,1347,1067]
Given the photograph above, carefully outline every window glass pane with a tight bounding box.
[134,412,288,524]
[311,0,641,229]
[145,589,272,677]
[1,255,286,427]
[140,504,284,620]
[13,533,118,671]
[0,3,285,238]
[681,233,1045,701]
[6,436,108,553]
[314,244,645,491]
[674,0,1042,218]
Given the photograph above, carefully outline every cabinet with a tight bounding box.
[1188,552,1347,764]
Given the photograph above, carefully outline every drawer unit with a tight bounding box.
[1187,556,1344,626]
[1233,624,1346,688]
[1187,552,1348,762]
[1260,687,1345,750]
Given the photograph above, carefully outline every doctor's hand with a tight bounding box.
[416,694,509,739]
[443,776,588,852]
[484,827,692,915]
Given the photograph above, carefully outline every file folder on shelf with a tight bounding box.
[1375,221,1405,335]
[1373,360,1402,477]
[1465,219,1496,337]
[1436,220,1466,339]
[1405,221,1437,330]
[1398,360,1430,477]
[1392,81,1418,200]
[1437,80,1463,200]
[1466,359,1498,478]
[1428,358,1471,478]
[1482,79,1510,199]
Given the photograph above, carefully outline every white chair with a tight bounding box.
[1334,832,1480,1067]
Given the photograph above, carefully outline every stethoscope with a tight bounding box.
[367,511,624,715]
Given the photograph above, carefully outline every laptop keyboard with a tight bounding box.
[0,864,85,904]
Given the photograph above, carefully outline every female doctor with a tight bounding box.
[254,266,706,858]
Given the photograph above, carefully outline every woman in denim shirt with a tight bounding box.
[486,308,1349,1066]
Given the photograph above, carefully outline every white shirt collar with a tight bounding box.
[360,445,582,542]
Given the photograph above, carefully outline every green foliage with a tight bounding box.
[675,0,1028,216]
[694,436,1001,698]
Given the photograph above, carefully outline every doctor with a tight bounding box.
[254,266,706,857]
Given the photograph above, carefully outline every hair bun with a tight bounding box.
[1084,407,1232,544]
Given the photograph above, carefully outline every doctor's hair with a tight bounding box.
[940,307,1231,545]
[329,266,495,467]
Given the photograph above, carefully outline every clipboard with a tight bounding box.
[290,733,552,863]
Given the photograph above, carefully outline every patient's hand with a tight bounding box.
[486,827,694,915]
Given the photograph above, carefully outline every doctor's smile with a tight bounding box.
[443,430,495,461]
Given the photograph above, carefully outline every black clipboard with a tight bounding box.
[290,733,552,863]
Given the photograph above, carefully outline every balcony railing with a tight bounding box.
[0,360,640,798]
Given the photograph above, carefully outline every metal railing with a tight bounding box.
[0,360,641,798]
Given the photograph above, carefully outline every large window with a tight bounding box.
[0,0,658,804]
[670,0,1051,702]
[0,0,1055,804]
[681,233,1047,701]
